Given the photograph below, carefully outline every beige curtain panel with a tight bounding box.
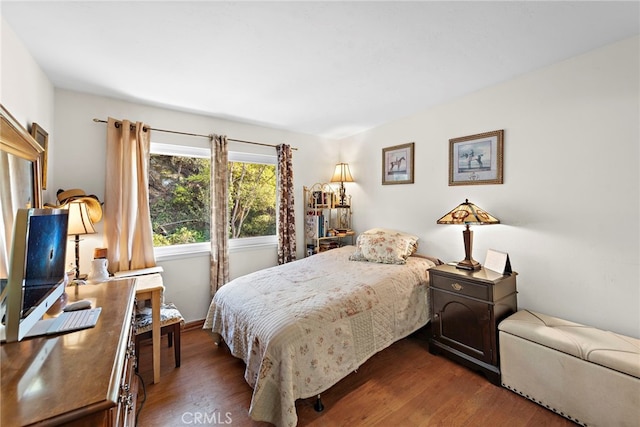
[104,117,156,273]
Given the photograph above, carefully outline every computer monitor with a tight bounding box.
[2,208,69,342]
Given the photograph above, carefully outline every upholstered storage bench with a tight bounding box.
[498,310,640,426]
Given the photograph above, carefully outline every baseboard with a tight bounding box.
[184,319,205,332]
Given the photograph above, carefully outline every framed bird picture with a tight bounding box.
[382,142,414,185]
[449,130,504,186]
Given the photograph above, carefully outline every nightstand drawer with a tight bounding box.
[430,274,489,300]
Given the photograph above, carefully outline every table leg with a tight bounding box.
[152,289,161,384]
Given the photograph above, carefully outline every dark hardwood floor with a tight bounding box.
[136,326,575,426]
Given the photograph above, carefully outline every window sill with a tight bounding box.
[154,238,277,261]
[154,242,210,262]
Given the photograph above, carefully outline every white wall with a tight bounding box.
[339,36,639,338]
[53,90,337,322]
[0,17,56,203]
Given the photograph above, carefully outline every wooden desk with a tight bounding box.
[131,273,164,384]
[1,280,137,426]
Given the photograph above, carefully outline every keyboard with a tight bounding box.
[45,308,102,335]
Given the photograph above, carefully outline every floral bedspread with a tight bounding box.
[204,245,436,427]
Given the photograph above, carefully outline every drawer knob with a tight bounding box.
[451,283,463,291]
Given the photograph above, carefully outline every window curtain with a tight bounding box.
[104,117,156,273]
[210,134,229,295]
[276,144,296,264]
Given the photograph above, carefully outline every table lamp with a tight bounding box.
[330,163,354,207]
[65,200,97,279]
[437,199,499,271]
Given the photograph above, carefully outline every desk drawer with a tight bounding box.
[111,311,137,427]
[431,274,489,300]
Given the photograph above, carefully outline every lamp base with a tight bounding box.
[338,182,348,207]
[457,225,481,270]
[456,258,481,271]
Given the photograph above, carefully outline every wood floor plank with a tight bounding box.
[136,328,575,426]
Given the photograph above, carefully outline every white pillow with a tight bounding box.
[349,228,419,264]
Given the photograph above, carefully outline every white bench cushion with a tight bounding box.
[499,309,640,378]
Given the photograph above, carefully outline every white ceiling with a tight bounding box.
[2,1,639,139]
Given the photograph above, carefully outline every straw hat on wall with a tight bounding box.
[46,188,103,223]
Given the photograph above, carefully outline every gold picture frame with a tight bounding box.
[1,104,44,278]
[1,104,44,209]
[449,130,503,186]
[382,142,414,185]
[31,123,49,190]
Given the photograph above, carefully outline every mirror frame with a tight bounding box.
[1,103,44,208]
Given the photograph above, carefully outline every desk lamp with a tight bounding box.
[437,199,499,271]
[65,201,97,279]
[330,163,354,207]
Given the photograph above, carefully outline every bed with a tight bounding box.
[204,232,439,427]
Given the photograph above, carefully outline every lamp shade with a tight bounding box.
[436,199,499,225]
[330,163,354,183]
[66,201,97,236]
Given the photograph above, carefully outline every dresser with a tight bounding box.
[1,279,138,426]
[428,264,517,385]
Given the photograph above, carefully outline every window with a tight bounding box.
[228,152,277,241]
[149,143,277,259]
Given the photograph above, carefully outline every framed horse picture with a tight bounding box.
[382,142,414,185]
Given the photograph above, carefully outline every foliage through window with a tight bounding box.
[229,161,277,239]
[149,143,276,250]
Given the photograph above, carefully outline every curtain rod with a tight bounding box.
[92,118,297,150]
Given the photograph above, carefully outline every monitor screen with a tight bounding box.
[21,212,69,318]
[2,208,69,342]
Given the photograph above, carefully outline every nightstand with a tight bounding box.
[428,264,517,385]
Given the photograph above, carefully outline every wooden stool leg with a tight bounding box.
[174,325,181,368]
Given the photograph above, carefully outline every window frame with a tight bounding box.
[150,142,278,261]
